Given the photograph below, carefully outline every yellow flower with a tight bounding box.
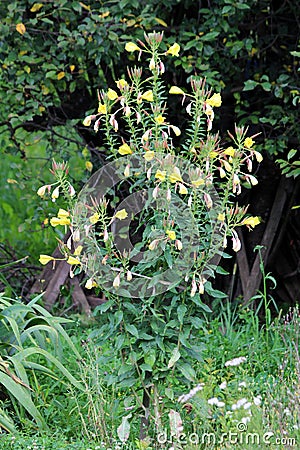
[155,115,165,125]
[169,125,181,136]
[242,216,260,228]
[85,278,98,289]
[74,245,83,256]
[37,185,47,197]
[141,90,154,102]
[57,208,69,219]
[169,86,185,95]
[51,186,60,200]
[223,160,232,172]
[155,170,166,182]
[118,143,132,155]
[253,151,263,163]
[16,23,26,35]
[39,254,54,265]
[206,93,222,107]
[169,167,183,183]
[143,151,155,162]
[85,161,93,172]
[89,213,100,224]
[166,43,180,57]
[83,115,93,126]
[107,88,118,100]
[209,151,218,158]
[149,239,158,251]
[115,209,128,220]
[67,256,81,265]
[218,213,225,221]
[116,79,128,90]
[244,137,254,148]
[166,229,176,240]
[179,183,188,195]
[50,217,70,227]
[113,273,120,289]
[191,178,205,187]
[223,146,235,157]
[125,42,141,52]
[98,103,107,114]
[124,164,130,177]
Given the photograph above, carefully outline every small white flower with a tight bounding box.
[225,356,247,367]
[243,402,252,410]
[232,398,248,410]
[208,397,225,407]
[253,395,261,406]
[219,381,227,390]
[239,381,247,387]
[241,416,251,425]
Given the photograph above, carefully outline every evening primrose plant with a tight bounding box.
[37,32,262,438]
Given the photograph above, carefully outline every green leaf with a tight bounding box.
[177,304,187,324]
[287,149,297,160]
[167,347,181,368]
[117,414,131,443]
[177,363,196,381]
[126,324,139,338]
[191,294,213,312]
[243,80,257,91]
[0,371,46,429]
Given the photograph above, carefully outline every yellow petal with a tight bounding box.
[83,115,92,126]
[16,23,26,35]
[125,42,140,52]
[115,209,128,220]
[242,216,260,228]
[30,3,43,12]
[166,229,176,240]
[169,86,185,95]
[74,245,83,256]
[166,43,180,57]
[141,90,154,102]
[57,71,65,80]
[155,170,166,182]
[169,167,183,183]
[169,125,181,136]
[223,146,235,157]
[85,161,93,172]
[253,151,263,163]
[118,143,132,155]
[218,213,225,221]
[39,254,54,265]
[37,185,47,197]
[155,115,165,125]
[98,103,107,114]
[179,183,188,195]
[244,137,254,149]
[206,93,222,107]
[107,88,118,100]
[57,208,69,219]
[67,256,81,265]
[89,213,100,224]
[191,178,205,187]
[116,79,128,89]
[143,151,155,162]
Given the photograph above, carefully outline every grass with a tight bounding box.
[0,302,299,449]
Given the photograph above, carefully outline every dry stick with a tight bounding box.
[236,176,291,304]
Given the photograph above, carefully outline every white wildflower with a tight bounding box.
[225,356,247,367]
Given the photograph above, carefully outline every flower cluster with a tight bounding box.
[39,33,262,300]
